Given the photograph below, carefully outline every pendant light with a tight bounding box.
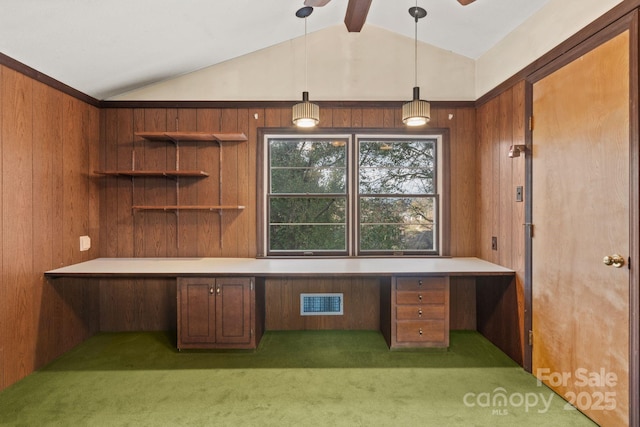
[402,4,430,127]
[292,6,320,128]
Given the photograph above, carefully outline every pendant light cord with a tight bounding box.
[414,0,418,88]
[305,16,309,92]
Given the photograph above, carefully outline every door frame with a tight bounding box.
[523,10,639,426]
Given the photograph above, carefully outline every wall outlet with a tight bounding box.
[491,236,498,251]
[80,235,91,251]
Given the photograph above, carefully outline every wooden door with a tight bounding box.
[177,278,216,345]
[215,277,252,344]
[532,32,630,426]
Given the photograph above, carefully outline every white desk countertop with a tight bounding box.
[45,257,514,278]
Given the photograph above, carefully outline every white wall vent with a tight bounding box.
[300,293,344,316]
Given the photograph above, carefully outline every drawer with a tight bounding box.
[396,304,444,320]
[396,289,445,305]
[396,277,445,292]
[396,320,446,343]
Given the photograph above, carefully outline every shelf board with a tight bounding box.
[135,131,247,143]
[132,205,246,211]
[95,170,209,177]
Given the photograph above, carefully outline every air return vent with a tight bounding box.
[300,293,343,316]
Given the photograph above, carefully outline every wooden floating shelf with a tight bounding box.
[95,170,209,177]
[132,205,246,211]
[135,131,247,143]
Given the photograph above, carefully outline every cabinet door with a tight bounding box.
[215,277,252,344]
[178,277,216,345]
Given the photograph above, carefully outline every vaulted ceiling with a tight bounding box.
[0,0,550,100]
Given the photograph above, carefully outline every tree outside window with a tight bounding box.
[266,134,440,256]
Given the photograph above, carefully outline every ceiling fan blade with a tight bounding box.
[344,0,372,32]
[457,0,476,5]
[304,0,332,6]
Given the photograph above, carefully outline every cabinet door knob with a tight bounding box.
[419,328,423,336]
[209,286,214,295]
[216,286,221,295]
[418,309,423,317]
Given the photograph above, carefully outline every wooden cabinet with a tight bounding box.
[388,276,449,348]
[177,276,263,349]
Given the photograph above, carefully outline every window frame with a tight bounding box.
[355,134,441,256]
[257,128,450,258]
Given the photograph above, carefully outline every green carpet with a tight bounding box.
[0,331,596,426]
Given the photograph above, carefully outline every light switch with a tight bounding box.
[80,235,91,251]
[516,186,523,202]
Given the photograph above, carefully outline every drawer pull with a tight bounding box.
[419,328,423,336]
[418,294,423,301]
[418,280,423,287]
[418,308,423,317]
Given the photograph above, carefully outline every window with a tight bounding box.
[260,132,445,257]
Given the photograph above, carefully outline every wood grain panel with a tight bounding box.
[330,108,352,127]
[475,83,527,364]
[100,109,119,257]
[351,108,363,127]
[476,275,521,364]
[444,107,477,256]
[511,81,527,361]
[449,277,476,330]
[175,109,199,256]
[236,109,251,256]
[61,95,99,344]
[32,80,63,368]
[192,109,218,257]
[62,95,87,265]
[99,279,135,331]
[0,65,100,391]
[86,102,101,263]
[318,106,333,127]
[498,88,513,267]
[245,108,263,257]
[265,278,380,330]
[116,108,134,256]
[2,68,35,386]
[142,109,170,257]
[220,109,240,254]
[361,108,383,128]
[100,108,136,331]
[132,109,146,256]
[136,279,175,331]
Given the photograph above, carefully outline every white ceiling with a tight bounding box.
[0,0,550,100]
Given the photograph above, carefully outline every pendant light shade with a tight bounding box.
[402,5,430,127]
[293,6,319,128]
[293,91,320,127]
[402,86,430,126]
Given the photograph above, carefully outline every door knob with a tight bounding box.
[603,254,625,268]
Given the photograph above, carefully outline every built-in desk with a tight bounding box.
[45,257,514,351]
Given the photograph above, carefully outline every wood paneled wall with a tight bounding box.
[0,65,101,391]
[97,105,478,331]
[475,80,527,364]
[265,277,381,330]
